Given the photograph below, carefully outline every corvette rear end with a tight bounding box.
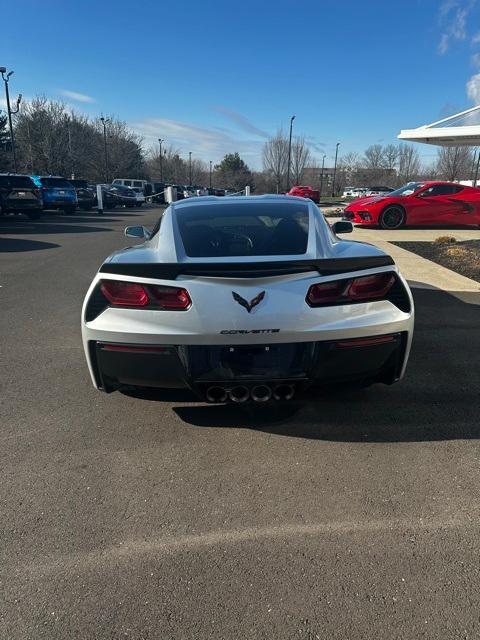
[81,196,414,402]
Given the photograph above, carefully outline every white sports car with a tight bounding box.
[81,195,414,403]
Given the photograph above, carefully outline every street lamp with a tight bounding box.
[100,117,111,183]
[209,160,212,189]
[319,154,326,200]
[158,138,164,181]
[286,115,296,191]
[331,142,340,197]
[189,151,192,186]
[1,67,22,172]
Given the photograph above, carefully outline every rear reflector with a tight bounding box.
[335,335,396,349]
[100,344,168,353]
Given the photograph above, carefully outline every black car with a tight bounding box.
[0,174,43,219]
[69,179,96,211]
[152,182,166,204]
[108,185,137,207]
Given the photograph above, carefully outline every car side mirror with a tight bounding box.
[332,220,353,234]
[124,225,151,239]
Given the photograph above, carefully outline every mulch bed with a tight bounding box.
[392,239,480,283]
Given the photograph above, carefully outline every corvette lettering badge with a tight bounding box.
[232,290,266,313]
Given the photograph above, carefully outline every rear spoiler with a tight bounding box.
[99,256,395,279]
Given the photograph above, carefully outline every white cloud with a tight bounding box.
[473,31,480,43]
[467,73,480,103]
[59,89,96,104]
[437,0,474,54]
[131,117,264,168]
[472,52,480,66]
[212,105,270,138]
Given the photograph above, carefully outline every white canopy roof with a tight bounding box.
[398,105,480,146]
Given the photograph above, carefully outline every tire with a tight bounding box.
[26,211,42,220]
[379,206,405,229]
[63,206,76,215]
[80,204,93,211]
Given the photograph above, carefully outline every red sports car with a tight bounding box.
[344,181,480,229]
[288,185,320,203]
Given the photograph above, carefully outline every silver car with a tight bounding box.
[81,195,414,403]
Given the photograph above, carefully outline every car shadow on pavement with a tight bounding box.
[0,237,60,252]
[0,220,113,234]
[171,288,480,442]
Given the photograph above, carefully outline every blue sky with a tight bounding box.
[2,0,480,169]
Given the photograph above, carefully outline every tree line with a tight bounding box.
[1,97,478,192]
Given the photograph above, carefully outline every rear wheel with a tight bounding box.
[80,204,93,211]
[379,206,405,229]
[63,206,76,215]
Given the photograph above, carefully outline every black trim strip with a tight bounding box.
[99,256,395,279]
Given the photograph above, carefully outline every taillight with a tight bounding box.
[99,280,191,310]
[347,273,395,300]
[101,281,149,306]
[149,285,191,309]
[306,280,348,305]
[306,273,396,307]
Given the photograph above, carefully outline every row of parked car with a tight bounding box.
[342,186,394,198]
[0,174,148,219]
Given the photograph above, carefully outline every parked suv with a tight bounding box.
[31,176,77,214]
[0,174,43,219]
[69,179,95,211]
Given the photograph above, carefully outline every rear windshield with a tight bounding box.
[177,202,309,257]
[40,178,74,188]
[3,176,34,188]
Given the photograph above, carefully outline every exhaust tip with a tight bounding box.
[206,386,228,403]
[251,384,272,403]
[228,385,250,403]
[273,384,295,401]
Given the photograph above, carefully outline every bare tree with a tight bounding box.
[290,136,311,185]
[338,152,361,182]
[398,144,421,183]
[262,129,289,192]
[383,144,400,171]
[14,97,146,181]
[363,144,386,170]
[436,146,473,181]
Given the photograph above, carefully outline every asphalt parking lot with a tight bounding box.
[1,206,480,639]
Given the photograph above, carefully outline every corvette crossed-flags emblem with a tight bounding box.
[232,291,266,313]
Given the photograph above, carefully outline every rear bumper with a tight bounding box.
[3,200,42,211]
[88,333,408,397]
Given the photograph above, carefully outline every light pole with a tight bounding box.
[209,160,212,188]
[189,151,192,186]
[286,115,296,191]
[331,142,340,197]
[100,117,111,183]
[319,154,326,200]
[0,67,22,172]
[158,138,164,182]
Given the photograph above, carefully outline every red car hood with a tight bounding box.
[346,195,395,209]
